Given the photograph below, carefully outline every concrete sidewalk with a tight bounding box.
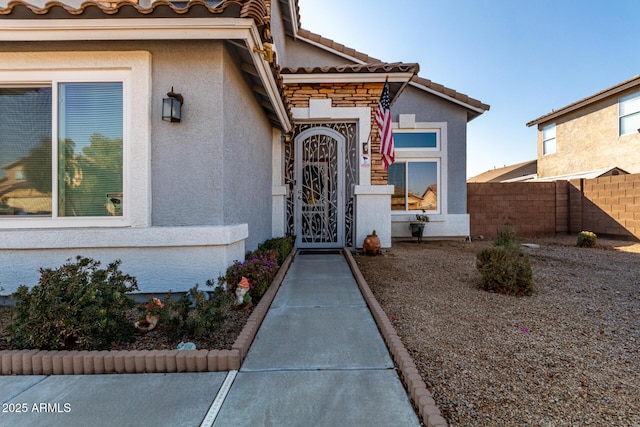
[0,251,420,426]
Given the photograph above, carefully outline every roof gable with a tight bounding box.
[289,27,489,118]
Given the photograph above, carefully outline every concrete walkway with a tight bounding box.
[0,251,420,426]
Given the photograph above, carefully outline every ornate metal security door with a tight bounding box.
[294,127,345,248]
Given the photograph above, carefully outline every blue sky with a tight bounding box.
[298,0,640,178]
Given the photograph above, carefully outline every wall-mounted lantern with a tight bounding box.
[162,87,184,122]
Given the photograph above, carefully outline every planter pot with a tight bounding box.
[363,231,381,255]
[409,223,426,243]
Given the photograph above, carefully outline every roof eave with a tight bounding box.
[527,74,640,127]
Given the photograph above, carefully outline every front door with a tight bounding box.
[295,127,345,248]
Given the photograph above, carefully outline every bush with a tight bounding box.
[493,225,519,249]
[476,246,534,296]
[577,231,597,248]
[178,285,235,339]
[8,256,138,350]
[220,250,280,302]
[258,236,294,265]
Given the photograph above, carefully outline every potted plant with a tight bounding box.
[409,210,429,243]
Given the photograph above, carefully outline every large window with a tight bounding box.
[389,128,441,212]
[0,82,123,218]
[542,123,556,155]
[389,161,439,211]
[619,92,640,136]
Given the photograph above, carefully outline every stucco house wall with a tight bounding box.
[0,39,274,293]
[536,87,640,178]
[221,46,275,251]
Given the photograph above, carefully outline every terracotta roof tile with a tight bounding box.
[281,62,419,75]
[0,0,267,22]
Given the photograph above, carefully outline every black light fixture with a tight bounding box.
[162,87,184,122]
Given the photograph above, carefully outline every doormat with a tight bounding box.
[297,249,342,255]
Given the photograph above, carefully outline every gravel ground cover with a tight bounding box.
[354,236,640,427]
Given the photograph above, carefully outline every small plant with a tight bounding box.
[8,256,138,350]
[576,231,597,248]
[180,284,235,338]
[219,250,279,302]
[415,210,430,223]
[493,225,518,249]
[476,246,534,296]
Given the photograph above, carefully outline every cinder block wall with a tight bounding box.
[570,174,640,240]
[467,182,559,238]
[468,174,640,241]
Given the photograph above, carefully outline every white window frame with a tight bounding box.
[619,91,640,136]
[0,51,151,229]
[390,120,446,216]
[542,123,556,155]
[393,129,440,153]
[390,158,441,214]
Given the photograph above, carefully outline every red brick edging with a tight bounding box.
[0,250,295,376]
[343,248,448,427]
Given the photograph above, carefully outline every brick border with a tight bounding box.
[343,248,448,427]
[0,250,295,376]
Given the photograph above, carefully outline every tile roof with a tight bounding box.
[281,62,418,75]
[527,74,640,127]
[0,0,267,22]
[294,27,489,115]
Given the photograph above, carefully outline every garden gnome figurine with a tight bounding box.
[235,276,251,306]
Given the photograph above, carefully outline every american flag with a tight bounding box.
[375,80,394,169]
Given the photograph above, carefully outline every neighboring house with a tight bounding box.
[467,160,538,183]
[0,0,488,294]
[527,74,640,179]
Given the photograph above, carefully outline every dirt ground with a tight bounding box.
[354,235,640,427]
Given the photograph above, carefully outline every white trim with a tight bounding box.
[0,18,253,41]
[0,224,248,250]
[0,51,151,229]
[390,121,448,216]
[282,72,415,84]
[392,128,441,153]
[618,90,640,136]
[286,0,301,37]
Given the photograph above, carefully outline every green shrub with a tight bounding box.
[179,284,235,339]
[576,231,597,248]
[8,256,138,350]
[257,236,294,265]
[476,246,534,296]
[493,225,519,249]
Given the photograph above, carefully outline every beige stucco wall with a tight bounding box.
[537,87,640,178]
